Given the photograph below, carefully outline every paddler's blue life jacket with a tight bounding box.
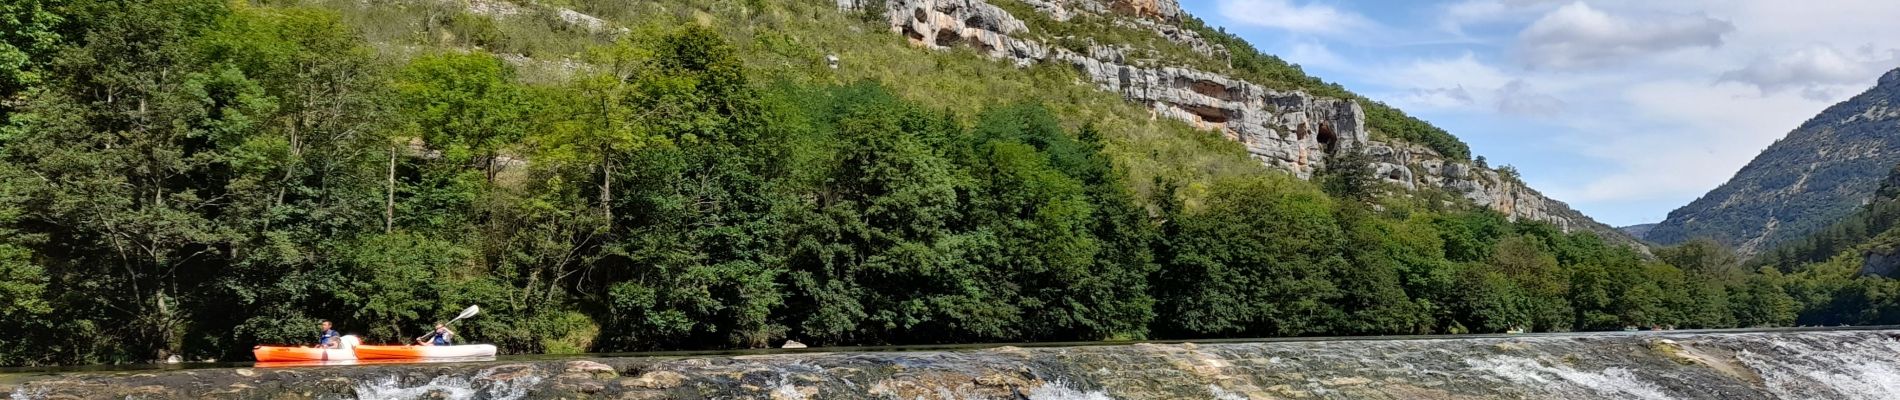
[319,329,339,347]
[429,331,452,346]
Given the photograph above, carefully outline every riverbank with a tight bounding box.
[8,329,1900,399]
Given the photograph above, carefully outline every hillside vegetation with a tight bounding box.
[1646,68,1900,254]
[0,0,1837,365]
[989,0,1471,160]
[1716,163,1900,327]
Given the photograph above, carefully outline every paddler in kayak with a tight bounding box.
[318,320,342,348]
[417,323,454,346]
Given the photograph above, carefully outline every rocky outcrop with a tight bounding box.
[866,0,1640,246]
[1364,140,1638,247]
[1112,17,1229,59]
[1008,0,1178,21]
[886,0,1049,67]
[1108,0,1182,20]
[13,329,1900,399]
[463,0,623,35]
[1061,47,1362,178]
[1862,248,1900,277]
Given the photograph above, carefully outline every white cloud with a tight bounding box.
[1719,45,1900,100]
[1367,53,1529,112]
[1438,0,1566,35]
[1550,80,1829,203]
[1514,2,1733,69]
[1494,80,1566,116]
[1284,41,1347,70]
[1378,52,1514,91]
[1215,0,1377,36]
[1396,86,1478,109]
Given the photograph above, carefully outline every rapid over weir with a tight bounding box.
[10,328,1900,399]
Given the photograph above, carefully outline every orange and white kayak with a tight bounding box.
[253,335,361,362]
[353,344,497,360]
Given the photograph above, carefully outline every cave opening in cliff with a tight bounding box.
[1317,123,1338,153]
[964,16,987,30]
[1181,104,1230,124]
[903,27,925,44]
[1189,80,1233,101]
[914,8,927,23]
[934,28,960,47]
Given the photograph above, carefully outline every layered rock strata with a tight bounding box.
[871,0,1639,247]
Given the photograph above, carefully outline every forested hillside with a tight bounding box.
[1721,163,1900,327]
[1646,68,1900,255]
[0,0,1850,366]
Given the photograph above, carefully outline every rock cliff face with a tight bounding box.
[13,329,1900,399]
[1648,67,1900,255]
[1060,47,1365,178]
[1863,249,1900,277]
[865,0,1640,247]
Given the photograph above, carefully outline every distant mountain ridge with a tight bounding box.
[1619,223,1658,240]
[1648,67,1900,255]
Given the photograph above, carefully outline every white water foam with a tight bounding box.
[353,365,544,400]
[8,387,44,400]
[767,373,809,400]
[1469,356,1676,400]
[1024,381,1115,400]
[1734,334,1900,400]
[1206,384,1248,400]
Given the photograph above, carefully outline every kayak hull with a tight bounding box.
[253,346,357,362]
[253,335,361,362]
[353,344,497,360]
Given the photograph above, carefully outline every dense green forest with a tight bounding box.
[1732,164,1900,327]
[0,0,1889,366]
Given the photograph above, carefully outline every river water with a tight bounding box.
[8,327,1900,399]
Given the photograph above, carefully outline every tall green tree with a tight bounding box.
[1153,176,1345,337]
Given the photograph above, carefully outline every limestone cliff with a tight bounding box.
[861,0,1642,249]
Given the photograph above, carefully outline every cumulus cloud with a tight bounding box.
[1368,53,1516,111]
[1515,2,1734,69]
[1397,86,1478,109]
[1379,52,1514,91]
[1284,41,1347,70]
[1437,0,1566,35]
[1216,0,1377,36]
[1494,80,1567,116]
[1719,45,1900,100]
[1550,80,1829,204]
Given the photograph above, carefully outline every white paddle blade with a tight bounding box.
[457,305,480,320]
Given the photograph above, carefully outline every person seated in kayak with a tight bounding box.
[418,323,453,346]
[318,320,341,349]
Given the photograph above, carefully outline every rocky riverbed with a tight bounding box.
[8,329,1900,399]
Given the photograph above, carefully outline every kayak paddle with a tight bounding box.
[446,305,480,325]
[416,305,480,343]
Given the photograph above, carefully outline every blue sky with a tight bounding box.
[1178,0,1900,226]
